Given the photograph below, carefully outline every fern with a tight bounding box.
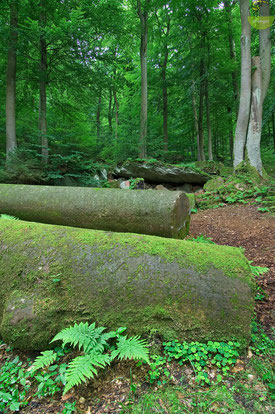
[112,335,149,363]
[0,214,18,220]
[33,322,149,395]
[31,350,57,372]
[51,322,106,353]
[64,353,111,394]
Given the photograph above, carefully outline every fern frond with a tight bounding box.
[0,214,18,220]
[31,350,57,372]
[112,335,149,363]
[63,353,110,394]
[51,322,106,353]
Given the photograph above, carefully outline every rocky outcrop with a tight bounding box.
[0,219,255,350]
[112,160,210,185]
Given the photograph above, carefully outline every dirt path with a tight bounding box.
[189,204,275,332]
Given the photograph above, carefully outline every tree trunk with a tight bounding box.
[160,16,170,152]
[108,89,113,135]
[205,45,213,161]
[227,107,234,160]
[39,0,48,162]
[259,2,271,102]
[191,81,201,161]
[233,0,251,168]
[137,0,149,158]
[113,89,119,141]
[0,184,190,239]
[96,92,102,141]
[0,219,255,351]
[198,58,206,161]
[246,57,263,174]
[6,1,18,159]
[224,0,239,107]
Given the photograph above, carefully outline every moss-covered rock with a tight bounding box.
[203,177,225,192]
[0,220,255,351]
[185,193,196,210]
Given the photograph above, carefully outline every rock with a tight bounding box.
[185,193,196,210]
[195,161,224,175]
[0,184,190,239]
[193,186,204,193]
[203,177,224,192]
[155,185,169,191]
[112,160,210,185]
[0,219,255,351]
[175,184,193,193]
[120,180,130,189]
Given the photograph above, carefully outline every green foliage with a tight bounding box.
[0,355,31,412]
[32,322,149,394]
[0,214,18,220]
[249,264,269,277]
[187,235,215,244]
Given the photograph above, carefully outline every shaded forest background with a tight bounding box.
[0,0,274,184]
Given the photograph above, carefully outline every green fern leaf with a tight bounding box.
[31,350,57,372]
[63,353,110,394]
[112,335,149,363]
[0,214,18,220]
[51,322,106,353]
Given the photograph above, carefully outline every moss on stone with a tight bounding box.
[0,220,255,351]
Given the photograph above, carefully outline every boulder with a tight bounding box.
[0,184,190,239]
[0,219,255,350]
[113,160,210,185]
[203,177,225,192]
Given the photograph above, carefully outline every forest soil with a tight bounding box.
[1,203,274,414]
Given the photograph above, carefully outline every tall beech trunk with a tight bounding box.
[245,2,271,175]
[113,89,119,141]
[6,2,18,159]
[108,89,113,135]
[191,81,201,161]
[224,0,239,107]
[198,58,206,161]
[137,0,150,158]
[246,57,263,174]
[159,15,170,152]
[233,0,251,168]
[96,92,102,141]
[39,0,48,162]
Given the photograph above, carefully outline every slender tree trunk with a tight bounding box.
[113,89,119,142]
[227,107,234,160]
[137,0,149,158]
[96,93,102,141]
[6,1,18,159]
[160,16,170,152]
[233,0,251,168]
[205,77,213,161]
[259,2,271,103]
[198,58,205,161]
[192,81,201,161]
[108,89,113,135]
[272,111,275,153]
[224,0,239,107]
[39,0,48,162]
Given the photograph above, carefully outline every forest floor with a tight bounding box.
[0,203,274,414]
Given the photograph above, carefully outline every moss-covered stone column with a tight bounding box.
[0,220,255,350]
[0,184,190,239]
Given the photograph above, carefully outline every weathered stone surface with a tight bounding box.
[113,160,210,185]
[0,220,255,350]
[204,177,225,192]
[155,184,169,191]
[175,184,193,193]
[0,184,190,239]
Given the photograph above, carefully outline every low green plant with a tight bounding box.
[32,322,149,394]
[0,355,31,412]
[163,340,241,385]
[62,401,76,414]
[129,177,144,189]
[188,234,215,244]
[0,214,18,220]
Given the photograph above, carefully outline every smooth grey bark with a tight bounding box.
[39,0,48,162]
[233,0,251,168]
[0,184,190,239]
[245,3,271,175]
[137,0,150,158]
[246,57,263,174]
[6,1,18,159]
